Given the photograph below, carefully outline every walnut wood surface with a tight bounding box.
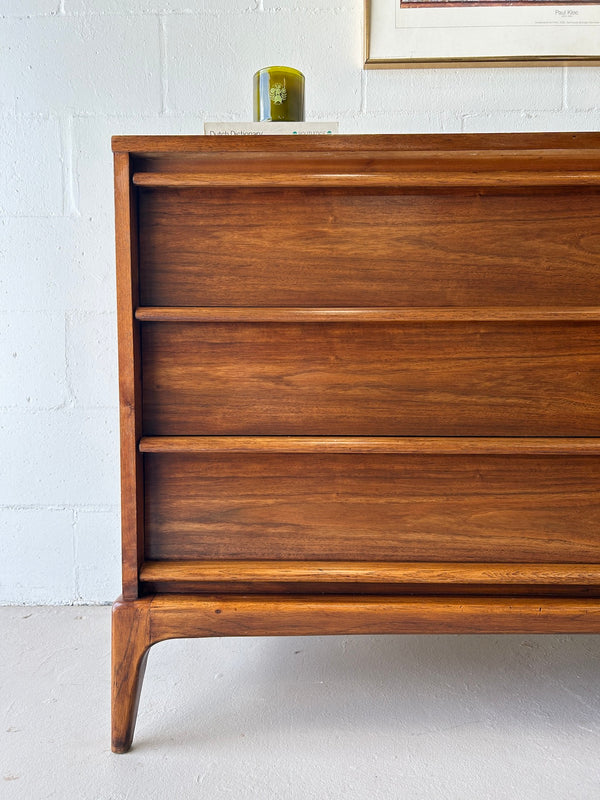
[113,133,600,751]
[112,132,600,154]
[133,170,600,188]
[143,453,600,562]
[139,558,600,596]
[111,597,151,753]
[140,560,600,585]
[138,188,600,308]
[138,436,600,455]
[148,594,600,636]
[135,307,600,322]
[114,152,144,600]
[141,321,600,436]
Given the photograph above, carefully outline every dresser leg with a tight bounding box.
[111,596,153,754]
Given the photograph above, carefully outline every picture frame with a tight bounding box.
[364,0,600,67]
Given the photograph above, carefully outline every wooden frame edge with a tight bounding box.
[114,151,144,600]
[363,0,600,69]
[146,593,600,638]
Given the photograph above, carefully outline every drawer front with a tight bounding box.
[141,321,600,436]
[138,187,600,307]
[144,453,600,562]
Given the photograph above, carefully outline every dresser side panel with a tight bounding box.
[115,151,144,599]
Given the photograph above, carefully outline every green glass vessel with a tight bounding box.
[253,66,305,122]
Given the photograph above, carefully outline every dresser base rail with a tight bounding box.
[112,592,600,753]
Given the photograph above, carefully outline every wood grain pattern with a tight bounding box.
[133,170,600,188]
[135,307,600,323]
[138,188,600,307]
[112,132,600,155]
[146,593,600,639]
[138,436,600,455]
[139,557,600,596]
[143,453,600,562]
[140,560,600,586]
[114,152,143,600]
[141,321,600,436]
[131,155,600,177]
[113,133,600,751]
[111,596,152,753]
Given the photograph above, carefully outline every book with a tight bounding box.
[204,121,339,136]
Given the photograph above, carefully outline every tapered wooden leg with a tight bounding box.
[111,596,153,753]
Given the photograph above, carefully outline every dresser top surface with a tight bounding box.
[112,131,600,156]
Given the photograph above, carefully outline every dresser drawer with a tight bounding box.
[141,321,600,436]
[138,187,600,307]
[144,452,600,563]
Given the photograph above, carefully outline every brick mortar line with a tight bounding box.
[0,406,118,412]
[159,14,168,115]
[1,7,351,18]
[71,507,79,601]
[6,110,590,123]
[64,312,76,408]
[60,115,80,218]
[0,505,119,512]
[0,600,114,606]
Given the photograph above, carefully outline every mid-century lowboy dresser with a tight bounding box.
[111,133,600,752]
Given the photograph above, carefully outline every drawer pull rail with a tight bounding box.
[132,171,600,189]
[134,306,600,323]
[139,436,600,455]
[140,560,600,586]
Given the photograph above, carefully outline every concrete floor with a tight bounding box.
[1,606,600,800]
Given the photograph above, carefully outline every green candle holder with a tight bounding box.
[253,66,305,122]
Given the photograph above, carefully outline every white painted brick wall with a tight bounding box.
[0,116,64,216]
[0,509,75,604]
[0,15,162,115]
[365,68,565,114]
[0,409,119,507]
[1,312,68,408]
[0,1,598,605]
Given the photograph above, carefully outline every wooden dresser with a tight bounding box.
[111,133,600,753]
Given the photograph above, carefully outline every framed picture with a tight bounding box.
[364,0,600,67]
